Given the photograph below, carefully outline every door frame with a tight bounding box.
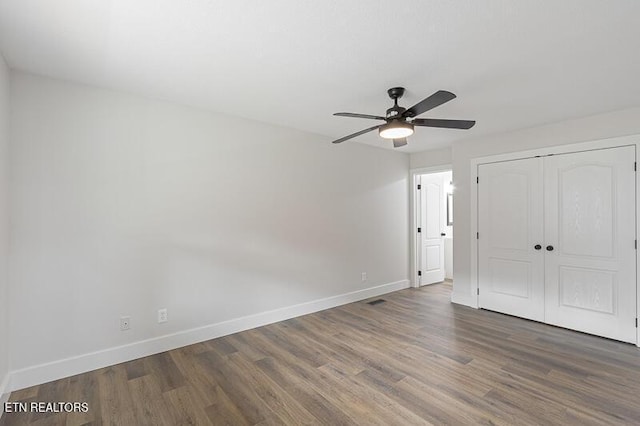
[410,165,452,288]
[469,134,640,346]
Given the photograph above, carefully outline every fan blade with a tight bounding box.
[403,90,456,118]
[332,125,382,144]
[393,138,407,148]
[334,112,386,121]
[412,118,476,129]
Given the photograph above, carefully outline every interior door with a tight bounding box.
[544,146,636,343]
[420,173,446,285]
[478,158,545,321]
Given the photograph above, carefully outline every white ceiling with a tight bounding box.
[1,0,639,153]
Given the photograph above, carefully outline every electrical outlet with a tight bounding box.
[120,316,131,331]
[361,272,367,282]
[158,308,168,323]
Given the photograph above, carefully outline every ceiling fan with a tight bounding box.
[332,87,475,148]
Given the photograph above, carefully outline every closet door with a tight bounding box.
[478,158,545,321]
[544,146,636,343]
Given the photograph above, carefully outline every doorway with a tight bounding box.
[412,168,453,287]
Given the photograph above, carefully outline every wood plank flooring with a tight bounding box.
[3,282,640,425]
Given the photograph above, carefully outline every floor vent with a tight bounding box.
[367,299,386,306]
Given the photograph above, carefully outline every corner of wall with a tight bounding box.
[0,50,11,416]
[451,291,476,308]
[0,373,10,412]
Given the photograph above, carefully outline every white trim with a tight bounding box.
[411,173,421,288]
[410,165,454,175]
[470,134,639,166]
[468,134,640,347]
[8,279,409,391]
[464,158,479,308]
[451,291,474,307]
[636,144,640,349]
[0,373,10,416]
[410,165,452,288]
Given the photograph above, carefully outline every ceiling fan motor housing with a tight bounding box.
[386,105,406,119]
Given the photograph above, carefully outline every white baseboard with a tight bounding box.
[10,279,409,391]
[0,372,10,417]
[451,291,476,308]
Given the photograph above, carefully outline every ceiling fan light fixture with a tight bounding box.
[379,120,414,139]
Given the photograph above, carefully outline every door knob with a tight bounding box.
[534,244,542,250]
[441,233,446,236]
[546,245,554,251]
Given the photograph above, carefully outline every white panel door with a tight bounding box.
[544,146,636,343]
[420,174,446,284]
[478,158,545,321]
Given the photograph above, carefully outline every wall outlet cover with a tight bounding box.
[120,316,131,331]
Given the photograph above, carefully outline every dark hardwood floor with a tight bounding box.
[3,282,640,425]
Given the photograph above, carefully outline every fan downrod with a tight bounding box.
[387,87,405,100]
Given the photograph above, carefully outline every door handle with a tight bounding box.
[441,233,446,236]
[534,244,542,250]
[546,245,554,251]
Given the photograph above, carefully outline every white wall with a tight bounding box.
[452,107,640,306]
[0,54,10,403]
[410,147,451,169]
[8,72,409,385]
